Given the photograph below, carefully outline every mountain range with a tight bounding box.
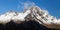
[0,6,60,29]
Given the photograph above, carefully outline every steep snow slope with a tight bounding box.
[0,6,60,25]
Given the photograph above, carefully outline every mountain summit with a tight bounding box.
[0,6,60,26]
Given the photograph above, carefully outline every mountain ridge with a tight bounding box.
[0,6,60,26]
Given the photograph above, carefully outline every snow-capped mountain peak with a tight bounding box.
[0,6,60,25]
[25,6,60,25]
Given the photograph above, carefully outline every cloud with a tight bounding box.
[17,1,36,11]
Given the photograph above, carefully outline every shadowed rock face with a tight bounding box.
[0,20,48,30]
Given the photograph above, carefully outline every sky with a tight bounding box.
[0,0,60,18]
